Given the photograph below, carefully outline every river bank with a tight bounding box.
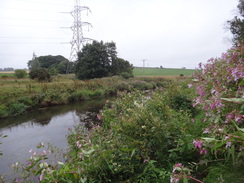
[0,75,183,119]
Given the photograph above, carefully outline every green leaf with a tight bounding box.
[238,79,244,86]
[214,115,221,123]
[239,128,244,133]
[212,141,225,150]
[34,167,45,176]
[131,149,136,158]
[201,137,215,142]
[231,145,235,165]
[221,98,244,104]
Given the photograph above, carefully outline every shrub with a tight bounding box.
[29,69,51,82]
[120,72,132,79]
[15,69,27,79]
[188,44,244,182]
[170,94,198,117]
[0,105,8,118]
[1,75,8,79]
[48,67,58,76]
[8,102,27,116]
[114,81,132,91]
[130,80,148,90]
[16,83,203,182]
[18,97,33,107]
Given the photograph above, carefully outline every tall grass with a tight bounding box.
[0,75,177,118]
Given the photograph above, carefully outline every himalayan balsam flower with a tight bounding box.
[143,159,149,163]
[203,127,211,134]
[193,140,202,149]
[226,141,232,148]
[97,114,102,120]
[193,139,207,155]
[170,163,183,183]
[76,141,82,148]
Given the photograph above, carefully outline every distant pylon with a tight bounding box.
[69,0,92,62]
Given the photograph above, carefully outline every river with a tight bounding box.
[0,98,109,182]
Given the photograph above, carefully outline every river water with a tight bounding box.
[0,98,109,182]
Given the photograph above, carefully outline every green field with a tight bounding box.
[133,67,197,76]
[0,68,198,78]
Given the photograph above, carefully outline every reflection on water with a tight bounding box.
[0,98,109,182]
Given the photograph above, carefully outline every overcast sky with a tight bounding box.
[0,0,239,69]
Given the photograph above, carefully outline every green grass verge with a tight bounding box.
[133,67,197,76]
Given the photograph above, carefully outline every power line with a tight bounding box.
[0,16,69,23]
[0,42,65,44]
[8,0,73,7]
[0,37,68,39]
[0,6,62,14]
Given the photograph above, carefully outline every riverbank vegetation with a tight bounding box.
[0,75,178,119]
[10,44,244,182]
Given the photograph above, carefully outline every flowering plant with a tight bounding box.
[191,44,244,181]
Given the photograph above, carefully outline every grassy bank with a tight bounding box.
[0,75,182,119]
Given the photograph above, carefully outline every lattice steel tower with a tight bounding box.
[69,0,92,62]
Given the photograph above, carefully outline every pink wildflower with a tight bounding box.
[97,114,102,120]
[226,141,232,148]
[193,140,202,149]
[76,141,82,148]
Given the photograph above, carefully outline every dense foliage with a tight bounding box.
[187,44,244,182]
[227,0,244,44]
[14,81,204,182]
[14,69,27,79]
[75,40,133,80]
[28,55,73,74]
[29,68,51,82]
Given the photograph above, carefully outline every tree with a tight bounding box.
[75,40,133,80]
[111,57,133,77]
[227,0,244,44]
[27,54,72,74]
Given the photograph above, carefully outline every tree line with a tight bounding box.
[27,41,133,81]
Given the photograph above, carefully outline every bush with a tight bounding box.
[1,75,8,79]
[15,69,27,78]
[16,83,203,182]
[130,80,148,90]
[189,45,244,182]
[0,105,8,118]
[170,94,198,117]
[120,72,133,79]
[77,87,200,181]
[8,102,27,116]
[48,67,58,76]
[29,69,51,82]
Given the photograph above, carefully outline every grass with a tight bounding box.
[0,75,177,118]
[133,67,198,76]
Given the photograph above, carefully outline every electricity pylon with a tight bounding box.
[69,0,92,62]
